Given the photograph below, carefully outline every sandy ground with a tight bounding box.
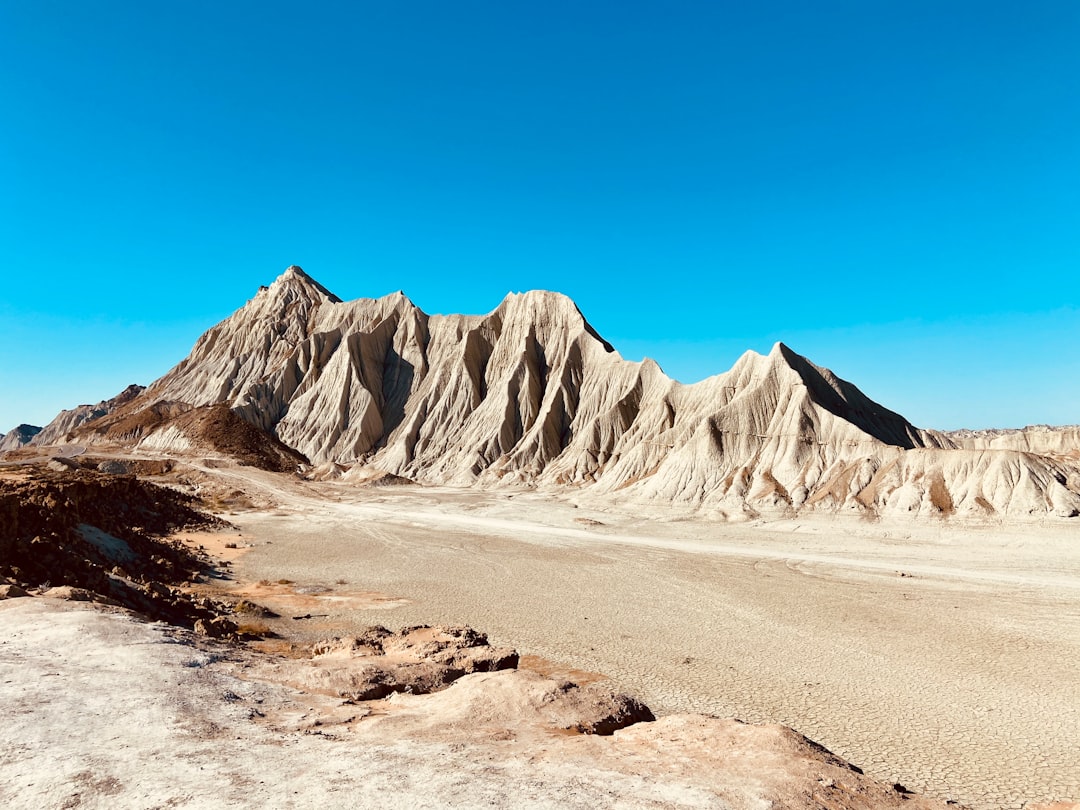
[189,465,1080,810]
[0,600,754,809]
[2,597,969,810]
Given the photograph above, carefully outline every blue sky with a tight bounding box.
[1,2,1077,432]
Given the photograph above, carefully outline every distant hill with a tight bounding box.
[0,424,42,452]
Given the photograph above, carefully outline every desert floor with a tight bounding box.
[194,466,1080,810]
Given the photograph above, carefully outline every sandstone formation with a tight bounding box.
[295,625,655,735]
[299,625,520,702]
[0,424,42,451]
[34,266,1080,519]
[29,384,144,446]
[946,425,1080,458]
[1,598,965,809]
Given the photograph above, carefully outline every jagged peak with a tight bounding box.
[496,289,584,319]
[261,265,342,304]
[697,342,925,448]
[380,289,417,307]
[769,342,820,379]
[502,288,576,304]
[743,341,859,396]
[494,289,615,352]
[4,424,41,436]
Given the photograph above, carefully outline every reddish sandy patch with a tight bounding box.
[518,654,607,686]
[174,529,252,564]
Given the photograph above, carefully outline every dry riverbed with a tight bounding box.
[195,466,1080,810]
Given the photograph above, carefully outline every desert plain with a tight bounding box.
[189,464,1079,809]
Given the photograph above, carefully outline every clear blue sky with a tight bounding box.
[2,2,1077,432]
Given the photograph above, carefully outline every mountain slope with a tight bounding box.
[30,384,144,446]
[946,425,1080,458]
[0,424,42,451]
[40,266,1080,519]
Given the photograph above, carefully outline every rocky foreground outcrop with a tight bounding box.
[0,468,236,629]
[30,266,1080,519]
[279,624,655,735]
[946,424,1080,458]
[0,597,967,809]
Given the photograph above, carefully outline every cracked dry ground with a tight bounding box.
[208,472,1080,810]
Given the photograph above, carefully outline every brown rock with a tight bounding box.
[305,624,521,702]
[194,616,238,638]
[565,684,655,735]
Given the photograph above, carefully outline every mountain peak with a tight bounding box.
[496,289,615,352]
[0,423,42,451]
[266,265,342,303]
[497,289,583,315]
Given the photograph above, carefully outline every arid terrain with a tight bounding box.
[2,458,1077,808]
[3,268,1079,809]
[195,464,1080,809]
[0,595,955,810]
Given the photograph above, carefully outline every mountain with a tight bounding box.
[34,266,1080,519]
[945,425,1080,458]
[30,384,145,446]
[0,424,43,452]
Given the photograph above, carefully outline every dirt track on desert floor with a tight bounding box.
[205,467,1080,810]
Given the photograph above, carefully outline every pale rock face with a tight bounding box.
[135,424,193,453]
[946,425,1080,457]
[0,424,42,451]
[50,266,1080,519]
[31,384,144,446]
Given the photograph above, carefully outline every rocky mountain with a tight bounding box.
[0,424,42,452]
[36,266,1080,519]
[30,384,145,446]
[945,425,1080,458]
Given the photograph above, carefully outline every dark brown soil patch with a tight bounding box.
[0,467,238,630]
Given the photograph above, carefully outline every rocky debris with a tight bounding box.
[96,459,134,475]
[46,457,81,472]
[25,456,175,477]
[301,625,520,702]
[566,683,655,735]
[366,666,656,739]
[0,467,236,630]
[195,616,239,638]
[289,625,651,737]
